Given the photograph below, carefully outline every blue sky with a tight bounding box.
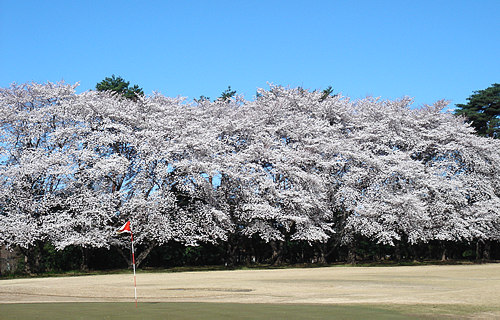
[1,1,498,109]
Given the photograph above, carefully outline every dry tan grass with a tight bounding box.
[1,263,500,310]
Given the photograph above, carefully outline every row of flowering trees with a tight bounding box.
[1,82,499,272]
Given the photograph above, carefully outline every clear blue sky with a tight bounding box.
[1,1,498,109]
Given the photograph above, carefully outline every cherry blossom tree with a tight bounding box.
[0,82,78,272]
[1,81,499,270]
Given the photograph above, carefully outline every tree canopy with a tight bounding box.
[96,75,144,101]
[218,86,236,102]
[455,83,500,138]
[1,82,499,272]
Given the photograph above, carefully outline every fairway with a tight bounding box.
[1,264,500,319]
[0,302,416,320]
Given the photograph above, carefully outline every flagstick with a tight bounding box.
[131,230,138,308]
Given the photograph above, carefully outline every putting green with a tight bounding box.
[2,264,500,318]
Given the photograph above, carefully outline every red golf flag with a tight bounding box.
[116,220,138,307]
[117,221,131,234]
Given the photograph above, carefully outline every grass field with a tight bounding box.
[0,302,418,319]
[1,264,500,319]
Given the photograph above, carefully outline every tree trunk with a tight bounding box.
[347,241,356,265]
[410,245,420,262]
[476,239,484,261]
[114,241,157,269]
[135,241,157,268]
[317,243,327,264]
[483,240,491,261]
[20,245,43,274]
[224,235,238,267]
[115,246,131,268]
[23,254,30,274]
[80,247,89,272]
[242,239,256,265]
[270,240,283,266]
[441,242,447,261]
[476,240,482,261]
[395,242,402,261]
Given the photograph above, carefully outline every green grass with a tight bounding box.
[2,303,497,319]
[0,302,438,320]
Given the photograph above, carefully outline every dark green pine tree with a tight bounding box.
[96,75,144,101]
[455,83,500,138]
[319,86,338,102]
[219,86,237,102]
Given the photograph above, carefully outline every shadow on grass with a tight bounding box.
[4,260,498,280]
